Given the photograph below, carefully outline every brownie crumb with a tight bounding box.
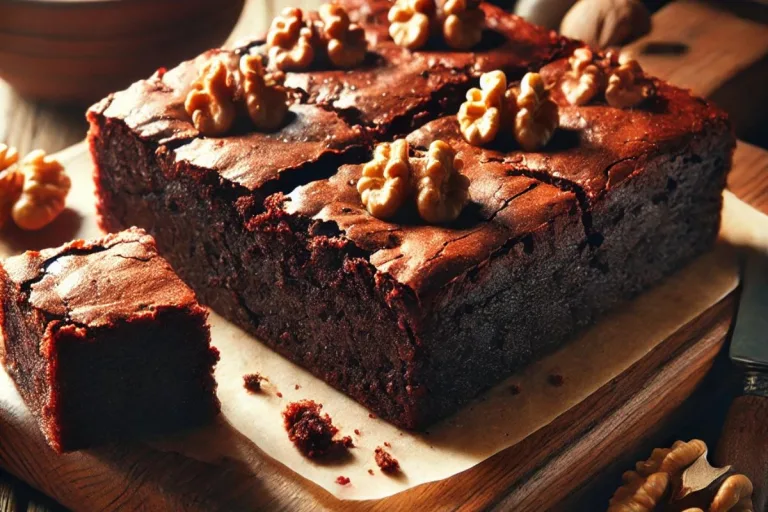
[295,384,301,390]
[368,469,374,475]
[282,400,352,459]
[548,374,565,387]
[509,384,521,395]
[335,476,350,485]
[368,413,376,419]
[374,447,400,474]
[243,373,265,392]
[276,391,283,398]
[354,429,361,436]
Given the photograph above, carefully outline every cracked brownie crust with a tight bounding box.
[0,228,220,452]
[87,1,734,428]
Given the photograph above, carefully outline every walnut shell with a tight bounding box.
[560,0,651,48]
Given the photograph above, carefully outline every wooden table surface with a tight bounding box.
[0,0,766,510]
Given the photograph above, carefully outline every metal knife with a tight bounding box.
[715,249,768,512]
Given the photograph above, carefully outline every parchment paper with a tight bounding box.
[1,142,767,501]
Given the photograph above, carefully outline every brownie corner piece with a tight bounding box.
[0,227,220,453]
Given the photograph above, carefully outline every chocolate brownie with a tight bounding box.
[0,228,220,453]
[87,1,734,428]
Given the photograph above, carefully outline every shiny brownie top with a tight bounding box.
[2,228,200,327]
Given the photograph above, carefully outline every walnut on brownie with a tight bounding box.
[0,228,220,453]
[87,0,734,429]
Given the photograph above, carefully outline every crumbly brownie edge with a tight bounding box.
[48,307,219,453]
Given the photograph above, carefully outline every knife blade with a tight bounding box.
[714,249,768,512]
[730,250,768,375]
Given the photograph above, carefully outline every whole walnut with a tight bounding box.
[560,0,651,48]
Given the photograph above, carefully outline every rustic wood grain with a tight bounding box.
[0,0,767,510]
[625,0,768,138]
[715,394,768,512]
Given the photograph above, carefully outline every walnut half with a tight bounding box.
[357,139,412,220]
[184,58,237,136]
[0,144,23,229]
[416,140,470,223]
[605,58,653,109]
[442,0,485,50]
[319,4,368,69]
[267,7,316,71]
[12,150,71,231]
[457,70,507,146]
[608,440,755,512]
[561,47,604,106]
[388,0,435,50]
[240,54,289,132]
[512,72,559,151]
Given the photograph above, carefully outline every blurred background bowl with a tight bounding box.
[0,0,246,105]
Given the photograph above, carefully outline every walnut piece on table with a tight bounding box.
[12,149,71,231]
[608,439,755,512]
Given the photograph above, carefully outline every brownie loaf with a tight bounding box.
[87,0,734,428]
[0,228,220,452]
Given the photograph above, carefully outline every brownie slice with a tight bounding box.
[0,228,220,453]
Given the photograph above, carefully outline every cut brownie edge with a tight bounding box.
[45,309,219,453]
[0,229,220,453]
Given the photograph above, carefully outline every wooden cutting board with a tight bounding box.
[0,1,767,510]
